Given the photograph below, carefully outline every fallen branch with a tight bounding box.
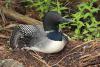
[82,53,100,67]
[52,52,77,66]
[0,7,43,25]
[0,34,9,39]
[54,40,95,65]
[29,52,51,67]
[68,40,94,53]
[0,43,4,45]
[4,24,16,29]
[0,9,7,26]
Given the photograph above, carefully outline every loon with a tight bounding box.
[10,11,71,53]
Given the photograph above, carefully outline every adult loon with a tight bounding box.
[10,11,71,53]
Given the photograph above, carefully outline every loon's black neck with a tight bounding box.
[46,30,63,41]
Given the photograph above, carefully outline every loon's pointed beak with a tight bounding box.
[58,17,73,32]
[43,11,73,24]
[63,18,73,22]
[58,17,73,24]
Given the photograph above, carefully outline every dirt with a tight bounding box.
[0,0,100,66]
[0,16,100,67]
[0,33,100,67]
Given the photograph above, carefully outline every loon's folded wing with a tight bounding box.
[10,24,44,49]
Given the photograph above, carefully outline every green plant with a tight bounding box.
[21,0,67,18]
[70,0,100,41]
[51,0,67,14]
[21,0,34,8]
[5,0,12,8]
[21,0,100,41]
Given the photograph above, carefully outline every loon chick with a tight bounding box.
[10,11,71,53]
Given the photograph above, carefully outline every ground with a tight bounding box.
[0,0,100,67]
[0,30,100,67]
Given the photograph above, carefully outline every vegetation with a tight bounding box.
[70,0,100,41]
[60,0,100,41]
[4,0,12,8]
[0,0,100,67]
[21,0,67,17]
[4,0,100,41]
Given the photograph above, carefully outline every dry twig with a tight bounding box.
[54,40,95,66]
[0,7,42,25]
[29,52,51,67]
[4,24,16,29]
[0,34,9,39]
[0,9,7,27]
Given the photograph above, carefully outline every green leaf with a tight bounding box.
[88,28,95,32]
[96,33,100,37]
[83,30,88,34]
[75,29,80,35]
[77,21,84,28]
[92,0,97,2]
[85,23,90,28]
[84,13,91,19]
[91,8,100,13]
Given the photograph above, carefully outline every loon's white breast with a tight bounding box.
[23,30,66,53]
[41,39,66,53]
[23,38,66,53]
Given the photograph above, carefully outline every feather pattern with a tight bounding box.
[10,11,70,53]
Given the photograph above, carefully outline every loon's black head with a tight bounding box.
[43,11,72,31]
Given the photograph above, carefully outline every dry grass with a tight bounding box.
[0,1,100,67]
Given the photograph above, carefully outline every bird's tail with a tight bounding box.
[9,27,24,50]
